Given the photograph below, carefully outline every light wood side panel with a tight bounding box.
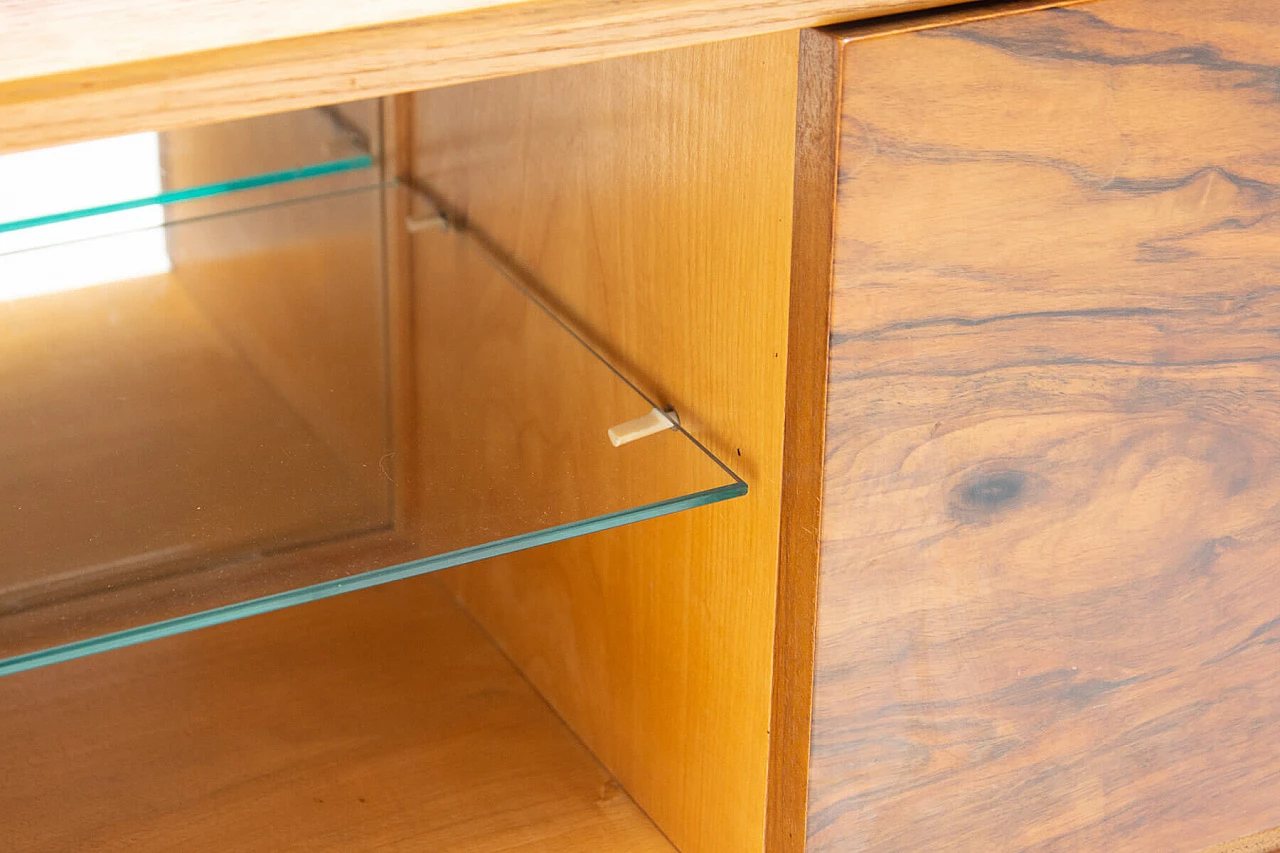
[806,1,1280,851]
[0,579,676,852]
[1,0,964,156]
[410,32,797,853]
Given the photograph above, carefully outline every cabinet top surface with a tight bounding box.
[0,0,526,85]
[0,0,964,154]
[0,0,947,89]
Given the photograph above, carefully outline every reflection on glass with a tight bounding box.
[0,104,378,258]
[0,133,172,297]
[0,187,394,653]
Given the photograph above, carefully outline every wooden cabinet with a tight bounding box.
[786,2,1280,851]
[2,1,1280,852]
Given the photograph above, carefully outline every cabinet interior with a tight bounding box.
[0,31,799,853]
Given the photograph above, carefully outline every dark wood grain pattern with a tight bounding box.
[804,1,1280,850]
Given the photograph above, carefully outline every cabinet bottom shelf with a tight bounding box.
[0,579,674,852]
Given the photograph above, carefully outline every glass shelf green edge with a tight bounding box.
[0,480,745,677]
[0,155,375,235]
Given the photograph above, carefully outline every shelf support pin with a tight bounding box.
[608,408,679,447]
[405,213,449,233]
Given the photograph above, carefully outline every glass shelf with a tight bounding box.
[0,103,378,257]
[0,182,745,675]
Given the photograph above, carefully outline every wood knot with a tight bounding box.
[949,470,1032,522]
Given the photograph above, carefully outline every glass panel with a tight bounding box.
[0,103,379,254]
[0,184,744,675]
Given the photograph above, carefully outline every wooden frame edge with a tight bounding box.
[818,0,1096,42]
[764,26,843,853]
